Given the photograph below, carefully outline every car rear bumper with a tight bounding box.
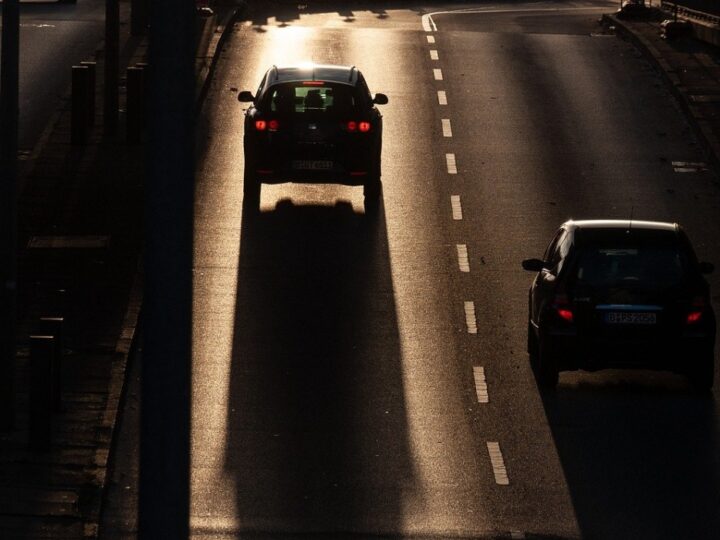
[547,332,714,373]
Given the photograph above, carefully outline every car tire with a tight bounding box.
[527,321,538,357]
[363,174,382,215]
[536,336,559,389]
[688,350,714,393]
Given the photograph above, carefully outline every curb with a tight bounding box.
[603,12,720,173]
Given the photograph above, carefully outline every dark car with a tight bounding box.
[238,64,388,211]
[522,220,716,390]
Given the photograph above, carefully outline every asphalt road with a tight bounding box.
[102,1,720,538]
[0,0,104,151]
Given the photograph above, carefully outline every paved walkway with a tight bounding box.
[0,2,242,539]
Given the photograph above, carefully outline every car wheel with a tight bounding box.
[688,350,714,393]
[363,174,382,215]
[536,336,559,389]
[527,320,538,357]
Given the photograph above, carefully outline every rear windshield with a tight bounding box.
[574,239,688,291]
[262,83,363,115]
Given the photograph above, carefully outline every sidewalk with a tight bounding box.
[0,2,242,539]
[604,7,720,172]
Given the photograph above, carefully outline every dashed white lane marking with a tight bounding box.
[446,153,457,174]
[451,195,463,220]
[464,301,477,333]
[433,68,443,80]
[672,161,707,172]
[473,366,488,403]
[426,35,436,43]
[487,442,510,485]
[430,49,439,60]
[422,13,438,32]
[456,244,469,272]
[442,118,452,137]
[437,90,447,105]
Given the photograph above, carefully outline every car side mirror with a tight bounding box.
[699,261,714,274]
[522,258,547,272]
[238,91,255,103]
[373,93,388,105]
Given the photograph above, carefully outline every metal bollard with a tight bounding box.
[71,65,90,144]
[37,317,64,412]
[126,66,145,144]
[80,61,97,127]
[29,335,55,451]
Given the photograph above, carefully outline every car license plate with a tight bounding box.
[604,312,657,325]
[292,160,333,170]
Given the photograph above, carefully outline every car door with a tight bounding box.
[531,228,567,325]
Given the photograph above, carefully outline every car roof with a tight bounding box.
[563,219,679,233]
[267,64,359,86]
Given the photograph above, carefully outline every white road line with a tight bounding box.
[426,35,436,43]
[451,195,463,220]
[437,90,447,105]
[456,244,470,272]
[433,68,443,80]
[464,301,477,334]
[672,161,707,172]
[473,366,488,403]
[430,49,439,60]
[446,153,457,174]
[487,442,510,485]
[442,118,452,137]
[421,13,438,32]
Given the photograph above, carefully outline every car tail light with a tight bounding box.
[552,293,574,323]
[255,120,267,131]
[686,296,707,324]
[302,81,324,86]
[268,119,279,131]
[344,121,371,133]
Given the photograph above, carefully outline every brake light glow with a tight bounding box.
[553,294,573,323]
[687,311,703,324]
[346,121,357,132]
[302,81,324,86]
[268,119,279,131]
[358,121,371,132]
[255,120,267,131]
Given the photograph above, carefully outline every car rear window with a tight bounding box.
[574,233,688,291]
[264,83,361,115]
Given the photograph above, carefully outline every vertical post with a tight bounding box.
[38,317,64,412]
[71,65,90,145]
[105,0,120,135]
[139,1,195,538]
[29,335,54,451]
[126,66,144,144]
[0,0,20,431]
[80,61,97,128]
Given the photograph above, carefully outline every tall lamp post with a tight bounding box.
[0,0,20,430]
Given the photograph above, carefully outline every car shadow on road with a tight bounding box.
[539,374,720,540]
[222,197,416,537]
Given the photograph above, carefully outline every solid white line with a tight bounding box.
[451,195,462,220]
[446,153,457,174]
[464,301,477,334]
[456,244,470,272]
[437,90,447,105]
[430,49,439,60]
[433,68,443,80]
[473,366,488,403]
[487,442,510,485]
[426,35,436,43]
[442,118,452,137]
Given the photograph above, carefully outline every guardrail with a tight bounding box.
[661,1,720,24]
